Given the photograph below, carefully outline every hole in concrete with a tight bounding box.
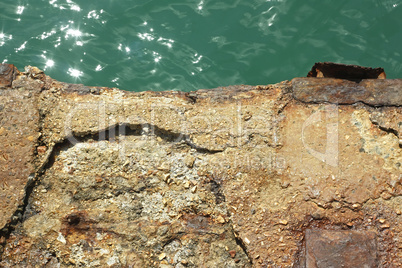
[66,213,81,226]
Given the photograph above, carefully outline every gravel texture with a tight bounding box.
[0,64,401,267]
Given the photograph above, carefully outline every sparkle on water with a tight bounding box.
[68,67,83,78]
[0,0,401,91]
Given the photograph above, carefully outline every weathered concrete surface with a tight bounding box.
[0,65,40,239]
[0,64,401,267]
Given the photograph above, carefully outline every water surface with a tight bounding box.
[1,0,401,91]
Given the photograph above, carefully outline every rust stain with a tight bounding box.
[0,64,18,87]
[60,211,95,238]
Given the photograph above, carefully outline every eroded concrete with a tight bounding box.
[0,64,401,267]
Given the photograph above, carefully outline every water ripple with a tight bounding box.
[0,0,401,91]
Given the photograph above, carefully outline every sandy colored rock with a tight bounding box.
[0,64,401,267]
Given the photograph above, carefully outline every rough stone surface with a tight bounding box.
[0,84,39,232]
[0,64,401,267]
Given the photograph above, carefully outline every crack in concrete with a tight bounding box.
[371,122,401,148]
[377,125,399,139]
[231,224,253,265]
[293,97,402,108]
[0,122,226,261]
[1,65,400,265]
[55,122,225,155]
[0,173,37,261]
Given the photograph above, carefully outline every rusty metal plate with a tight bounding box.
[307,62,385,80]
[306,229,378,268]
[0,64,17,88]
[292,78,402,106]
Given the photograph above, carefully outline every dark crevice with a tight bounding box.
[208,175,226,204]
[277,99,290,115]
[378,126,399,138]
[161,232,185,248]
[0,174,38,261]
[186,92,197,104]
[231,225,253,265]
[375,124,401,148]
[184,139,224,154]
[371,119,400,138]
[61,123,223,154]
[360,101,402,108]
[45,250,61,266]
[292,97,402,108]
[293,236,306,268]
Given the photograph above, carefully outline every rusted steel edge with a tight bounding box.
[291,77,402,107]
[1,63,401,107]
[0,64,18,88]
[307,62,386,80]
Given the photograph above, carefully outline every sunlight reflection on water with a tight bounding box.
[0,0,401,91]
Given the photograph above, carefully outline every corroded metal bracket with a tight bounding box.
[292,62,401,106]
[292,78,402,106]
[307,62,386,80]
[0,64,18,88]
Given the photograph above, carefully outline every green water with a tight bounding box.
[1,0,401,92]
